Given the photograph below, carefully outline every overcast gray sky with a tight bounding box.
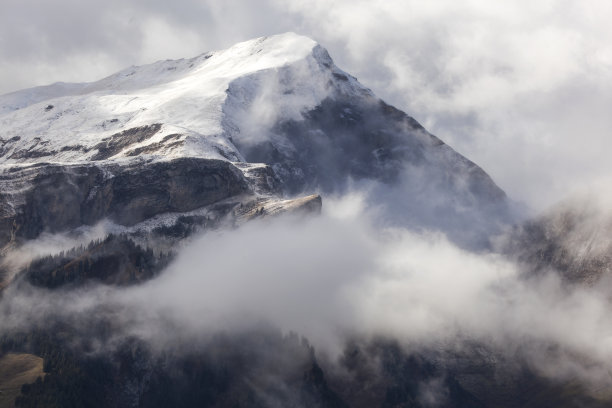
[1,0,611,211]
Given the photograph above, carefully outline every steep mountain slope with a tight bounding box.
[0,32,510,257]
[502,195,612,285]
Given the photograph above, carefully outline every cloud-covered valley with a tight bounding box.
[3,193,612,395]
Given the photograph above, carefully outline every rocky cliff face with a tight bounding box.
[0,158,248,248]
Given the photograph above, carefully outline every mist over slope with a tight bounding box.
[1,33,611,407]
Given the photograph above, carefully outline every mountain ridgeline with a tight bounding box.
[0,32,511,253]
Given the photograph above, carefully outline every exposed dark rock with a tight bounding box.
[103,158,248,225]
[125,134,184,156]
[59,144,88,152]
[8,149,57,160]
[332,72,349,81]
[5,137,55,160]
[0,136,21,145]
[91,124,162,160]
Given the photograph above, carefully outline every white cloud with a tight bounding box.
[3,195,612,386]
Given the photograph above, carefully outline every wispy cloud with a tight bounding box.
[3,194,612,389]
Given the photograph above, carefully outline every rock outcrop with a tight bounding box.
[0,158,249,248]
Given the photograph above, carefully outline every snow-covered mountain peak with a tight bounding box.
[77,33,321,95]
[0,33,512,249]
[213,32,319,69]
[0,32,363,167]
[0,33,321,112]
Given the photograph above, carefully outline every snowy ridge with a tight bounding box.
[0,33,367,167]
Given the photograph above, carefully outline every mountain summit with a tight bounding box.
[0,32,510,252]
[0,32,355,164]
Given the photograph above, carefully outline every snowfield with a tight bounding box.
[0,33,367,167]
